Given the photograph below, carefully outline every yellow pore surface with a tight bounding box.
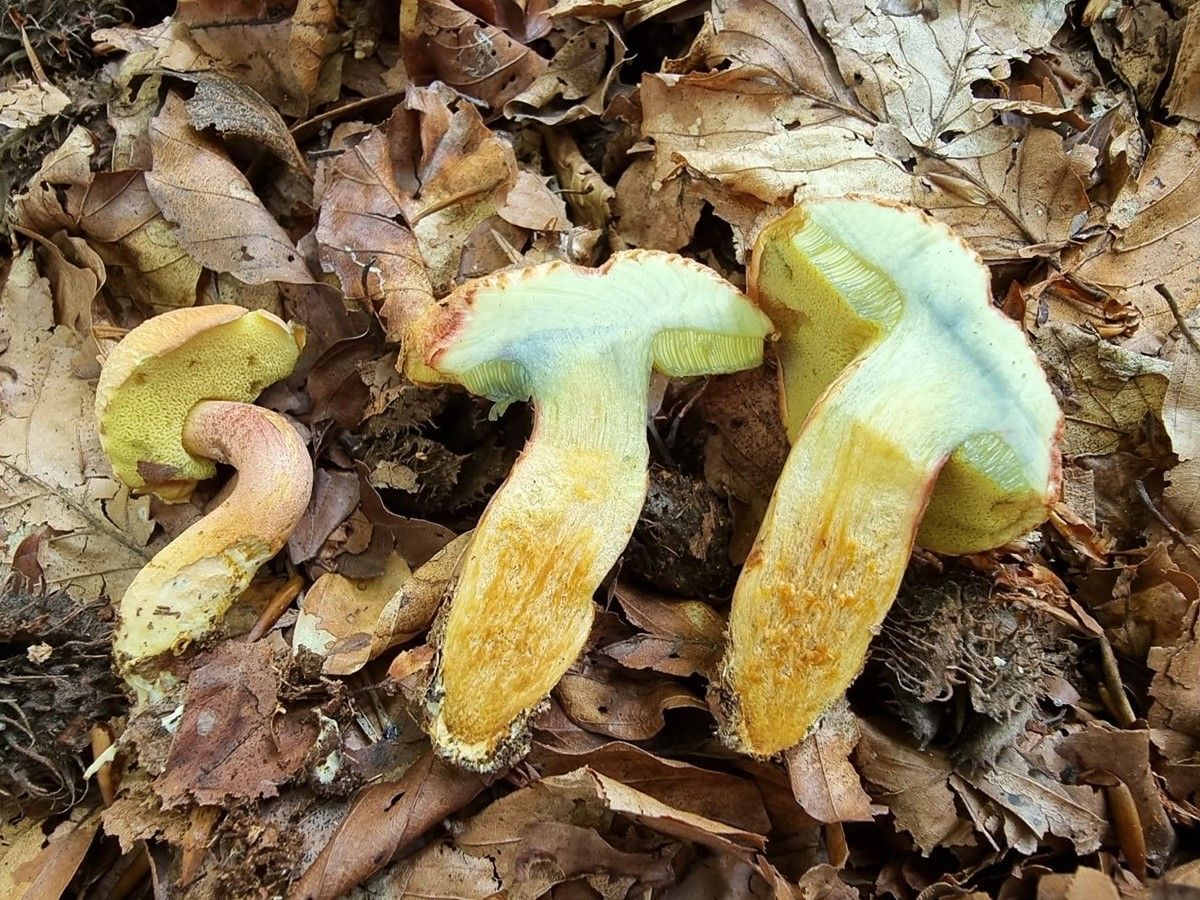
[96,307,302,499]
[436,440,645,762]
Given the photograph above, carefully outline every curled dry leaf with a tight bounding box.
[532,741,773,834]
[1033,322,1171,456]
[180,72,310,176]
[555,659,707,741]
[1165,6,1200,130]
[372,531,471,649]
[807,0,1066,155]
[603,581,725,678]
[0,78,71,130]
[504,23,627,125]
[1064,127,1200,353]
[292,552,413,675]
[784,701,873,825]
[0,808,101,899]
[314,106,434,344]
[147,92,315,286]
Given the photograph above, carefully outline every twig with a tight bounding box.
[1135,480,1200,564]
[246,575,304,642]
[1097,635,1137,727]
[1155,284,1200,355]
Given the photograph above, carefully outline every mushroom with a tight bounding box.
[406,251,773,770]
[95,305,310,687]
[719,199,1062,757]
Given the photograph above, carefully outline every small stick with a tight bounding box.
[246,575,304,642]
[1106,779,1148,880]
[89,724,117,805]
[1135,480,1200,564]
[1097,636,1137,727]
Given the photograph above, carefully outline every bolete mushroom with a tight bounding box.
[95,305,310,686]
[719,199,1062,757]
[407,251,773,770]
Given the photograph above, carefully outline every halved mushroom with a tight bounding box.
[407,251,774,770]
[95,305,310,688]
[719,199,1062,757]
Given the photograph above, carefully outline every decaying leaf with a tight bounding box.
[154,641,318,806]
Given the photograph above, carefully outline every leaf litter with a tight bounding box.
[1,0,1200,895]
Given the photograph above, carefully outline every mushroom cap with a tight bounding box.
[96,305,305,501]
[412,250,775,399]
[749,199,1061,553]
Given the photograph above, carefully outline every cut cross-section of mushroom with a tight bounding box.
[719,199,1062,757]
[408,251,773,770]
[95,306,311,688]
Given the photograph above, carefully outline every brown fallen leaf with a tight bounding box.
[1036,867,1120,900]
[176,0,340,116]
[180,72,311,176]
[1032,321,1170,457]
[146,91,315,286]
[784,701,874,825]
[504,22,626,125]
[291,751,485,900]
[806,0,1066,155]
[402,0,548,110]
[0,77,71,129]
[1064,127,1200,353]
[1165,5,1200,130]
[292,552,413,675]
[155,641,318,807]
[604,581,725,678]
[371,531,470,650]
[0,807,101,900]
[314,105,434,344]
[555,659,706,741]
[531,741,772,834]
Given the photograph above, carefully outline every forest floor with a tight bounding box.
[2,0,1200,897]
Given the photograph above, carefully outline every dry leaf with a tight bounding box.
[1065,127,1200,353]
[556,660,706,741]
[147,92,315,285]
[0,78,70,129]
[314,107,434,344]
[1165,5,1200,131]
[292,751,485,900]
[1033,321,1171,456]
[504,23,626,125]
[603,581,725,678]
[0,249,154,602]
[403,0,548,110]
[532,742,772,834]
[808,0,1065,155]
[784,701,874,824]
[292,552,414,674]
[0,808,100,900]
[176,0,340,116]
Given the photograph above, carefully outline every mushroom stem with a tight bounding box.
[114,400,312,679]
[432,353,650,764]
[723,346,949,757]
